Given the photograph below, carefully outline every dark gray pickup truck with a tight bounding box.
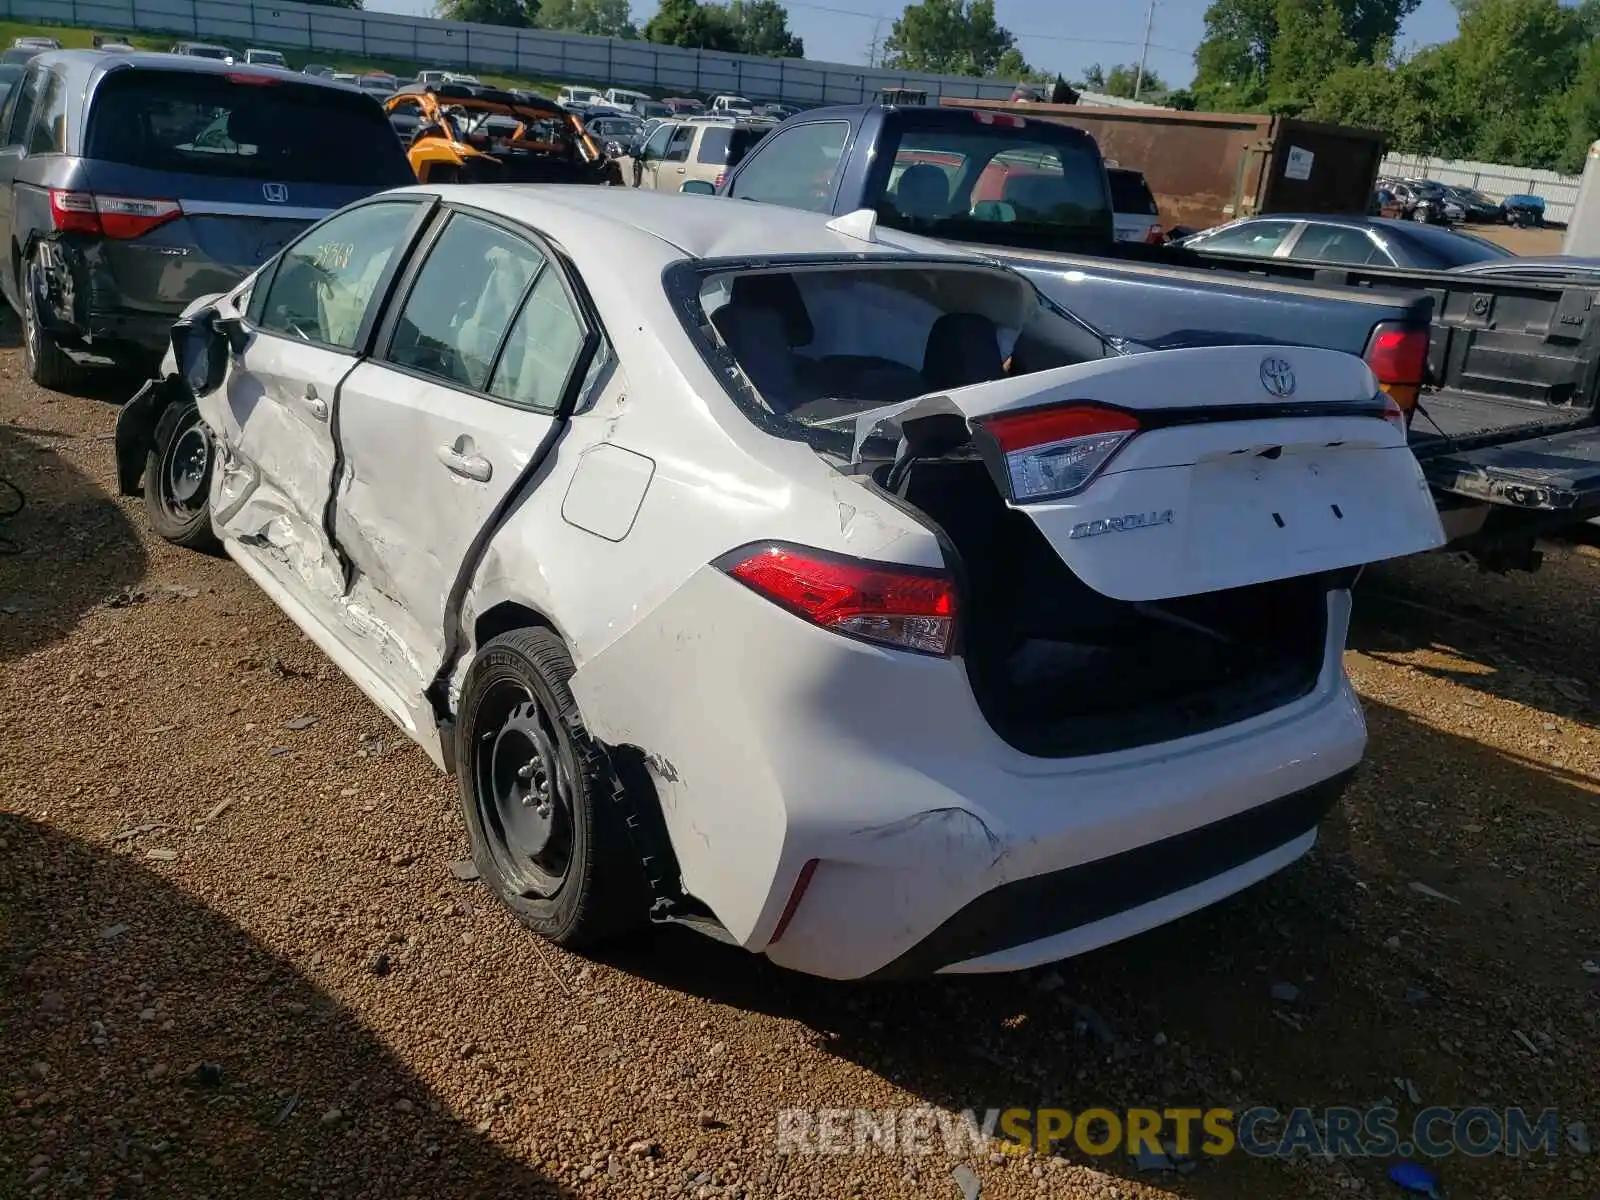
[703,101,1600,570]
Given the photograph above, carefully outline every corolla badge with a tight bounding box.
[1068,510,1175,540]
[262,182,288,203]
[1259,355,1296,397]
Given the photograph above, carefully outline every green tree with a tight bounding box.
[726,0,803,57]
[1265,0,1355,114]
[536,0,638,38]
[995,47,1050,82]
[436,0,539,26]
[1102,62,1168,97]
[644,0,740,49]
[882,0,1017,77]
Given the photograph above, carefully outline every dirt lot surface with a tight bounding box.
[1473,225,1564,255]
[2,327,1597,1200]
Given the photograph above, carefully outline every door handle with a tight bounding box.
[301,385,328,421]
[675,166,686,174]
[436,444,492,482]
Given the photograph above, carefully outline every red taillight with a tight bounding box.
[1364,322,1427,418]
[768,858,818,945]
[225,72,279,85]
[975,403,1140,502]
[972,109,1026,128]
[713,171,725,188]
[50,190,182,239]
[1143,223,1164,244]
[720,544,957,656]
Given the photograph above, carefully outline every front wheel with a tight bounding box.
[143,398,220,550]
[455,627,647,948]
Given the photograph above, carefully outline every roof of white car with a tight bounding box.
[421,185,968,265]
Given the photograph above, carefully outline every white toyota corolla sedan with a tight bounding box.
[115,187,1444,980]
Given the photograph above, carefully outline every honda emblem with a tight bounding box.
[262,182,288,203]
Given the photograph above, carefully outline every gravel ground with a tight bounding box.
[2,331,1597,1200]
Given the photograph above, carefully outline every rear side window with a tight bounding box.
[726,121,850,212]
[1107,169,1158,216]
[83,70,414,185]
[697,126,732,164]
[872,119,1112,249]
[2,66,40,148]
[26,70,64,154]
[664,125,694,162]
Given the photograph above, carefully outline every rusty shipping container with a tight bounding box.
[941,98,1385,232]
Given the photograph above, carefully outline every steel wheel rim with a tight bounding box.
[474,680,575,898]
[160,415,211,522]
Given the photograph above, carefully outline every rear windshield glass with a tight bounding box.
[871,119,1113,251]
[672,260,1115,452]
[1398,224,1514,268]
[696,125,768,165]
[85,70,415,185]
[1107,169,1158,216]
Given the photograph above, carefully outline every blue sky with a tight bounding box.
[365,0,1465,87]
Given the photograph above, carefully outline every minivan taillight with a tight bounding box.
[718,543,957,656]
[973,403,1141,503]
[1143,223,1164,243]
[1364,322,1427,420]
[49,190,182,239]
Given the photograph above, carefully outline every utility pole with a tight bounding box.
[1133,0,1156,99]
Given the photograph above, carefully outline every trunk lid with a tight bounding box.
[858,344,1445,601]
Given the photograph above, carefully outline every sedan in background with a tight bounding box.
[1182,215,1515,270]
[115,188,1442,979]
[1443,185,1505,223]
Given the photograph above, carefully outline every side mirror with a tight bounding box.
[680,179,716,195]
[216,313,249,356]
[171,308,232,396]
[604,140,624,158]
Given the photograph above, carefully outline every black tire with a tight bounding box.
[455,627,647,948]
[20,249,77,392]
[143,399,220,551]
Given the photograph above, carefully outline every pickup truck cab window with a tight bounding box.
[870,120,1111,247]
[726,121,850,212]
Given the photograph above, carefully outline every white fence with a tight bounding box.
[1382,152,1580,224]
[0,0,1061,106]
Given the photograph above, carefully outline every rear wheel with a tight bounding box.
[20,248,77,392]
[143,399,220,551]
[455,628,646,948]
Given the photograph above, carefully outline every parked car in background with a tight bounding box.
[557,84,602,108]
[169,41,235,62]
[114,187,1444,978]
[1106,166,1162,244]
[1442,184,1504,223]
[1503,193,1546,227]
[1181,215,1513,270]
[636,100,672,119]
[709,94,754,114]
[330,72,357,85]
[586,113,643,154]
[622,118,769,191]
[603,86,650,111]
[303,63,335,77]
[384,83,614,185]
[0,50,416,389]
[244,48,287,68]
[97,41,135,53]
[443,72,482,86]
[415,69,448,85]
[3,46,46,64]
[358,72,400,97]
[13,36,62,51]
[1385,179,1464,224]
[662,96,705,114]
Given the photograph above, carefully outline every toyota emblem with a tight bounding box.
[1259,355,1296,398]
[262,182,288,203]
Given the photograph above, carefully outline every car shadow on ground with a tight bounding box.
[0,424,148,663]
[1350,550,1600,728]
[596,697,1598,1198]
[0,814,572,1199]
